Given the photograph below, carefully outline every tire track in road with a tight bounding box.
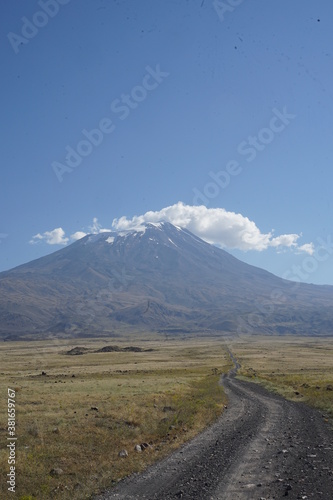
[96,349,333,500]
[213,376,284,499]
[213,348,283,498]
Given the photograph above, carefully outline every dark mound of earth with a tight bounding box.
[96,346,153,353]
[65,346,90,355]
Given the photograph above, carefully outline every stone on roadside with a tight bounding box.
[141,442,150,449]
[118,449,128,458]
[163,406,175,412]
[50,468,64,477]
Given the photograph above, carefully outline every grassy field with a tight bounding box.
[2,334,332,499]
[0,336,231,500]
[231,336,333,421]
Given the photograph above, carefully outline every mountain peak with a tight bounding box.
[1,221,333,339]
[113,220,182,234]
[82,221,189,248]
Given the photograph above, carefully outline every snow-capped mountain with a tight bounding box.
[0,222,332,339]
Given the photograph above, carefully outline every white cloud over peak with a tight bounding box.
[29,204,314,255]
[30,218,111,246]
[268,234,300,249]
[297,243,315,255]
[112,202,314,254]
[30,227,69,246]
[71,231,87,241]
[89,217,111,234]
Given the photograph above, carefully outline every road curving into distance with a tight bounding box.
[97,349,333,499]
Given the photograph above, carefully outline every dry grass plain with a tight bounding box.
[231,336,333,421]
[0,336,231,500]
[2,335,332,499]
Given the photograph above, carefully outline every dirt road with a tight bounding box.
[97,353,333,499]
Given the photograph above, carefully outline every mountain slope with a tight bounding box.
[0,222,332,339]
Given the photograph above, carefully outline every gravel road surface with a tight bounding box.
[97,353,333,499]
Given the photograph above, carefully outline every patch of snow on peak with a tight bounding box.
[132,226,147,234]
[148,222,163,229]
[168,238,177,247]
[105,236,115,244]
[117,226,147,236]
[85,233,105,244]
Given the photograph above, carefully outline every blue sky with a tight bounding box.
[1,0,333,285]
